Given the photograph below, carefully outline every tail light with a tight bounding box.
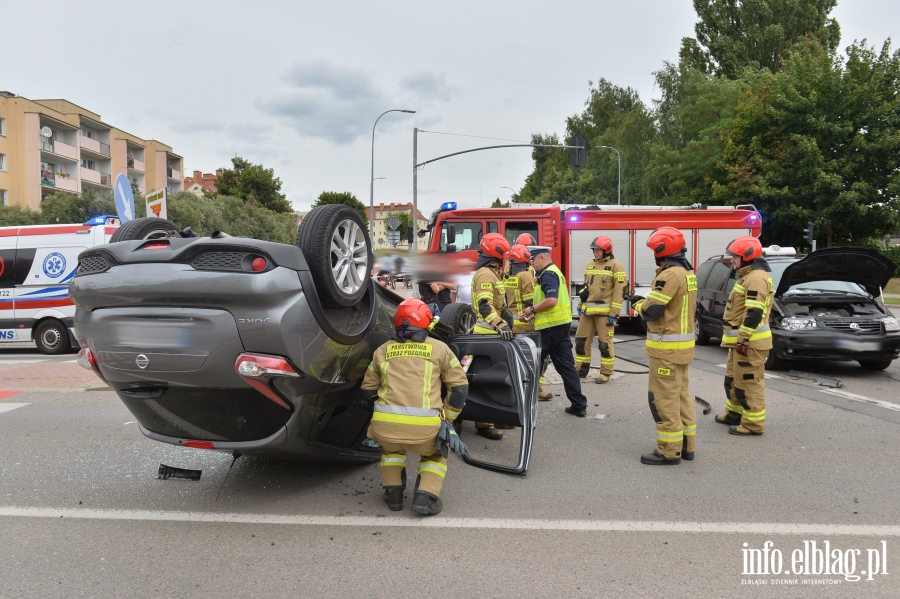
[234,353,298,410]
[77,348,109,386]
[142,241,169,250]
[183,440,215,449]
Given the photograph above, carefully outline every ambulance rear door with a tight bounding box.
[0,231,16,341]
[449,333,540,475]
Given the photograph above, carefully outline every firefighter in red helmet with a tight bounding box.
[630,227,698,465]
[715,236,773,436]
[574,235,627,383]
[359,298,469,515]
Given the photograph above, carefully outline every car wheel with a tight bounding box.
[859,359,892,371]
[694,314,710,346]
[296,205,373,309]
[34,319,70,355]
[764,350,787,371]
[109,217,181,243]
[438,303,476,335]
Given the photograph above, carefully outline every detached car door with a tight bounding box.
[447,333,540,475]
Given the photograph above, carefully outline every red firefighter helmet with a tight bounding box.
[506,244,531,264]
[646,227,686,258]
[589,235,613,253]
[480,232,511,260]
[725,236,763,261]
[394,298,433,329]
[515,233,538,246]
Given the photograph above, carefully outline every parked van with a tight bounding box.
[0,216,119,353]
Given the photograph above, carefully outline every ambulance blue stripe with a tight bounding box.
[19,287,69,296]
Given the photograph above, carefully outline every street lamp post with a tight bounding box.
[370,109,415,239]
[595,145,621,205]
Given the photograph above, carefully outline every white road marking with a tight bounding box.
[0,360,49,364]
[0,506,897,536]
[0,403,29,415]
[713,363,780,378]
[820,389,900,412]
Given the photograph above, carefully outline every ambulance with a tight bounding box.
[0,216,119,353]
[423,203,762,325]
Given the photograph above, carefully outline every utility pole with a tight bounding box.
[411,127,418,256]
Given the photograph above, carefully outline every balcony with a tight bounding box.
[166,167,182,181]
[40,138,78,160]
[81,167,112,187]
[127,157,145,172]
[54,173,79,192]
[79,134,111,157]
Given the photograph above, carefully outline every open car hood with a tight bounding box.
[775,247,897,298]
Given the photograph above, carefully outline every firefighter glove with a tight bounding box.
[578,285,590,303]
[436,420,468,458]
[608,316,618,325]
[502,307,515,326]
[625,294,644,304]
[736,343,748,357]
[498,325,514,341]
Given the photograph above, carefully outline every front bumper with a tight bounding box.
[773,329,900,362]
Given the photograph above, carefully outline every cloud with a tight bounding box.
[170,119,273,146]
[257,61,456,144]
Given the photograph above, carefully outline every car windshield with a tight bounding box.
[768,261,869,296]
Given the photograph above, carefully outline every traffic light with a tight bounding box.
[569,134,586,170]
[802,221,814,244]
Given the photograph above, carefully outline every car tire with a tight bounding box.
[296,204,373,309]
[109,217,181,243]
[437,303,476,336]
[695,314,711,346]
[764,350,787,371]
[34,319,71,355]
[859,359,892,371]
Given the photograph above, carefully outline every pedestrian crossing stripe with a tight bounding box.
[0,403,29,415]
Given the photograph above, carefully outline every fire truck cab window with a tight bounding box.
[440,222,483,252]
[488,222,498,234]
[504,222,538,245]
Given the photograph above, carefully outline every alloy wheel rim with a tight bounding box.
[330,219,368,295]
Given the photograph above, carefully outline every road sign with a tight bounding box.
[387,230,401,246]
[386,216,401,230]
[145,189,168,219]
[114,173,136,223]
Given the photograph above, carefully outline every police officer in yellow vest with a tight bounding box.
[471,232,515,439]
[715,236,773,436]
[521,247,588,416]
[359,298,469,516]
[631,227,698,465]
[574,236,627,383]
[505,244,552,401]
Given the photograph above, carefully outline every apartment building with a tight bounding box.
[0,91,184,209]
[367,202,429,250]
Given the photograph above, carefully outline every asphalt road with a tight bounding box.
[1,335,899,598]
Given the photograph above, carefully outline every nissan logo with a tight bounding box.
[135,354,150,369]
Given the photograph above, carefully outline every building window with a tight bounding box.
[0,154,6,171]
[81,158,95,170]
[0,118,5,136]
[0,190,7,206]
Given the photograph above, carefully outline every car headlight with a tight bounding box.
[882,317,900,332]
[781,317,817,330]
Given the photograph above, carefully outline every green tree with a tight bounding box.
[0,203,40,226]
[38,190,116,224]
[312,191,369,226]
[490,198,510,208]
[386,211,412,241]
[681,0,841,79]
[166,192,295,244]
[214,156,292,213]
[715,40,900,247]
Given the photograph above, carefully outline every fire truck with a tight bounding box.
[423,202,762,323]
[0,216,119,353]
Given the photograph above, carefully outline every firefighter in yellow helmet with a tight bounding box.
[359,298,469,515]
[715,236,773,436]
[630,227,698,465]
[574,235,627,383]
[471,232,514,439]
[505,244,552,401]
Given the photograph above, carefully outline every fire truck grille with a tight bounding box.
[191,252,247,271]
[77,256,111,276]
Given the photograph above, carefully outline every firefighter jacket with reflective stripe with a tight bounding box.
[580,256,626,317]
[533,264,572,330]
[472,264,509,333]
[635,264,697,364]
[504,269,535,318]
[722,265,774,350]
[361,337,469,444]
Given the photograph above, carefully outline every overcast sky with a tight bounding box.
[4,1,899,214]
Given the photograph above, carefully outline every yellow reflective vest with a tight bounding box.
[635,264,697,365]
[722,265,774,350]
[361,337,469,444]
[533,264,572,330]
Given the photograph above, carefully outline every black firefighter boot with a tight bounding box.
[640,450,681,466]
[382,468,407,511]
[411,491,443,516]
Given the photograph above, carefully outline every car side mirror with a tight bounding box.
[447,224,457,244]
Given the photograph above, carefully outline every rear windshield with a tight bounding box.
[769,261,868,296]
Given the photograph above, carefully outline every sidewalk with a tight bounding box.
[0,362,106,392]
